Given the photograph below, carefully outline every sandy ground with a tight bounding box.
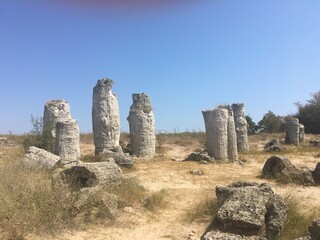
[24,134,320,240]
[1,134,319,240]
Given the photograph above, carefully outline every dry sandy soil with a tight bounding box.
[3,134,320,240]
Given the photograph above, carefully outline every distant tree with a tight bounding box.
[295,90,320,134]
[245,115,259,135]
[258,111,282,133]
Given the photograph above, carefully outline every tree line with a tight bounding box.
[247,90,320,134]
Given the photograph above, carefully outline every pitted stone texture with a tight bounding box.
[215,182,287,239]
[231,103,249,152]
[285,118,300,145]
[22,146,61,170]
[204,231,263,240]
[92,78,121,155]
[52,161,122,191]
[55,119,80,162]
[262,156,315,185]
[221,106,238,161]
[202,108,228,159]
[309,218,320,240]
[43,100,71,137]
[127,93,156,157]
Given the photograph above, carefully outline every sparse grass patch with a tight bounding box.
[184,193,219,223]
[109,177,146,207]
[280,193,320,240]
[0,148,76,239]
[143,189,169,212]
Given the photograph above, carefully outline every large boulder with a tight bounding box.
[262,156,314,185]
[309,219,320,240]
[52,161,122,191]
[312,163,320,184]
[213,182,287,239]
[264,139,282,152]
[185,152,215,162]
[22,146,61,170]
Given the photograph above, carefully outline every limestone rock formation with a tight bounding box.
[262,156,315,185]
[22,146,61,170]
[231,103,249,152]
[185,152,215,162]
[204,231,262,240]
[202,106,238,160]
[212,182,287,239]
[312,163,320,184]
[92,78,121,155]
[43,100,71,138]
[299,124,305,142]
[285,118,301,145]
[92,78,134,167]
[55,119,80,163]
[127,93,156,157]
[295,218,320,240]
[52,161,122,191]
[264,139,282,152]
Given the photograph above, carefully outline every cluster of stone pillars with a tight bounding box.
[92,78,156,159]
[202,104,249,161]
[285,118,305,145]
[42,78,156,166]
[43,100,80,164]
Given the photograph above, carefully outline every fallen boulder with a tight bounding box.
[185,152,215,162]
[22,146,61,170]
[312,163,320,184]
[309,219,320,240]
[204,230,261,240]
[262,156,315,185]
[264,139,282,152]
[209,182,287,239]
[52,161,122,191]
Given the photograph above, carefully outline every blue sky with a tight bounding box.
[1,0,319,134]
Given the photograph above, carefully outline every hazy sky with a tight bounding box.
[1,0,319,134]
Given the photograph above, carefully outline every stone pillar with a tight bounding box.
[127,93,156,157]
[92,78,121,155]
[223,106,238,161]
[55,119,80,162]
[231,103,249,152]
[285,118,300,145]
[43,100,71,137]
[299,124,305,143]
[202,108,228,159]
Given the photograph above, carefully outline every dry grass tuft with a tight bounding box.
[143,189,169,212]
[184,192,219,223]
[0,147,76,239]
[280,193,320,240]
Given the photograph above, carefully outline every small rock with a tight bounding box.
[123,207,133,213]
[200,160,208,164]
[189,170,203,176]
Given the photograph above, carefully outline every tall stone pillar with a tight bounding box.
[285,118,300,145]
[231,103,249,152]
[299,124,305,143]
[92,78,121,155]
[127,93,156,157]
[92,78,133,167]
[202,108,229,159]
[223,106,238,161]
[55,119,80,162]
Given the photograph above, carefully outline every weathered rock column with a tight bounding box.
[285,118,300,145]
[55,119,80,162]
[202,108,228,159]
[231,103,249,152]
[223,106,238,161]
[299,124,305,143]
[43,100,71,137]
[127,93,156,157]
[92,78,121,155]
